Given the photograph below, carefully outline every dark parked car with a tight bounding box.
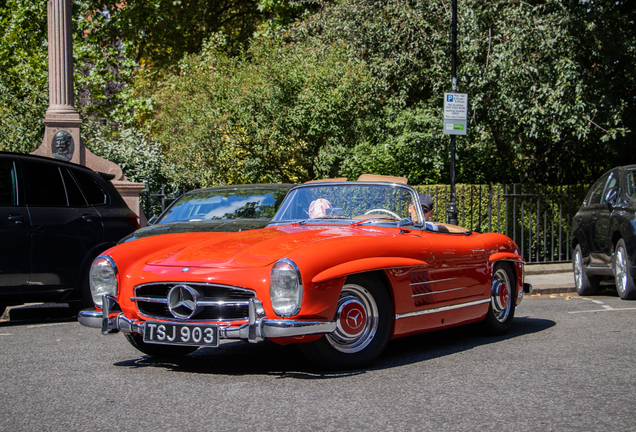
[119,184,293,243]
[0,152,139,316]
[572,165,636,300]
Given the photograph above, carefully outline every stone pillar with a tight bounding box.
[32,0,147,226]
[33,0,82,164]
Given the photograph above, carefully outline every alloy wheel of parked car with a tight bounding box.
[613,239,636,300]
[573,244,599,296]
[483,263,516,335]
[298,275,392,369]
[124,333,199,358]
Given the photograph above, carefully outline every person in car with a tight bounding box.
[409,193,438,231]
[309,198,332,218]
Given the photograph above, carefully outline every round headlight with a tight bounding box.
[89,255,118,308]
[270,259,302,317]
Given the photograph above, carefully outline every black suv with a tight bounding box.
[572,165,636,300]
[0,152,139,316]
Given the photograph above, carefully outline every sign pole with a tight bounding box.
[446,0,459,225]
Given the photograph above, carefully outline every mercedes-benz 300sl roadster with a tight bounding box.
[79,176,530,369]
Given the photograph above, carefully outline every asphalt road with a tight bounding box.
[1,290,634,432]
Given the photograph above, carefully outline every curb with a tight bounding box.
[525,263,572,275]
[529,285,577,295]
[525,266,576,295]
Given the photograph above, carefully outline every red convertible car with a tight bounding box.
[79,176,529,369]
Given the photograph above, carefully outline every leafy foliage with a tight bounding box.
[1,0,634,188]
[88,0,267,69]
[149,37,382,187]
[0,0,48,152]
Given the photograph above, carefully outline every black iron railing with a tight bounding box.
[415,184,589,264]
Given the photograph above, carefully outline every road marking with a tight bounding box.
[0,333,12,336]
[25,322,72,329]
[569,307,636,314]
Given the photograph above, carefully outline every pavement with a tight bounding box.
[525,262,576,295]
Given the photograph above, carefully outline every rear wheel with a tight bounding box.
[614,239,636,300]
[573,244,600,296]
[483,263,516,336]
[298,274,392,370]
[124,333,199,358]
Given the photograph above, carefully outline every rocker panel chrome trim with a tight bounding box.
[396,298,491,320]
[410,277,457,286]
[412,286,467,297]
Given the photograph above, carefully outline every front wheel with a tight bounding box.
[298,275,392,370]
[614,239,636,300]
[124,333,199,358]
[573,244,600,296]
[483,263,516,336]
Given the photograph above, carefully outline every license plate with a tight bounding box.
[143,321,219,347]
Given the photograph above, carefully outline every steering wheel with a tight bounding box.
[364,208,400,219]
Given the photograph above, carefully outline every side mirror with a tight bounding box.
[398,218,415,234]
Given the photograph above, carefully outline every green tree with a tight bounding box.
[457,0,633,184]
[149,36,382,187]
[288,0,636,184]
[90,0,268,70]
[0,0,48,152]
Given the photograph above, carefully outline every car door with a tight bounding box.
[414,230,489,305]
[21,159,102,288]
[0,157,31,288]
[587,172,613,267]
[591,171,619,266]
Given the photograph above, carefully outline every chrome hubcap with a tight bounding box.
[615,245,628,296]
[327,284,378,353]
[491,268,512,323]
[574,249,583,289]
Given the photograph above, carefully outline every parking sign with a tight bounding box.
[443,92,468,135]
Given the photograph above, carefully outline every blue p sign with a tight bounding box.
[447,95,454,102]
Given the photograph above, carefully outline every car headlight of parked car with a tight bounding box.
[270,259,302,317]
[89,255,118,308]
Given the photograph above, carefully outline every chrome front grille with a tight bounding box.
[132,282,256,321]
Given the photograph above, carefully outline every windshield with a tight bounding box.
[271,183,418,223]
[158,187,290,223]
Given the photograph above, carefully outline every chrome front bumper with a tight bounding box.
[78,295,336,344]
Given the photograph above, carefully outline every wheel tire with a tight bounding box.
[483,263,516,336]
[573,244,600,296]
[298,274,392,370]
[124,333,199,358]
[613,239,636,300]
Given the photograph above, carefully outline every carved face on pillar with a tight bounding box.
[52,130,74,162]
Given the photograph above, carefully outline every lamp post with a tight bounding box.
[446,0,459,226]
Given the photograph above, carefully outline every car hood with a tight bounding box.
[123,219,272,242]
[144,225,380,269]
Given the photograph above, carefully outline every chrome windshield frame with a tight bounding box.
[269,181,423,227]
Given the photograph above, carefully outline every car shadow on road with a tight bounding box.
[112,316,555,378]
[0,303,77,326]
[373,316,555,371]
